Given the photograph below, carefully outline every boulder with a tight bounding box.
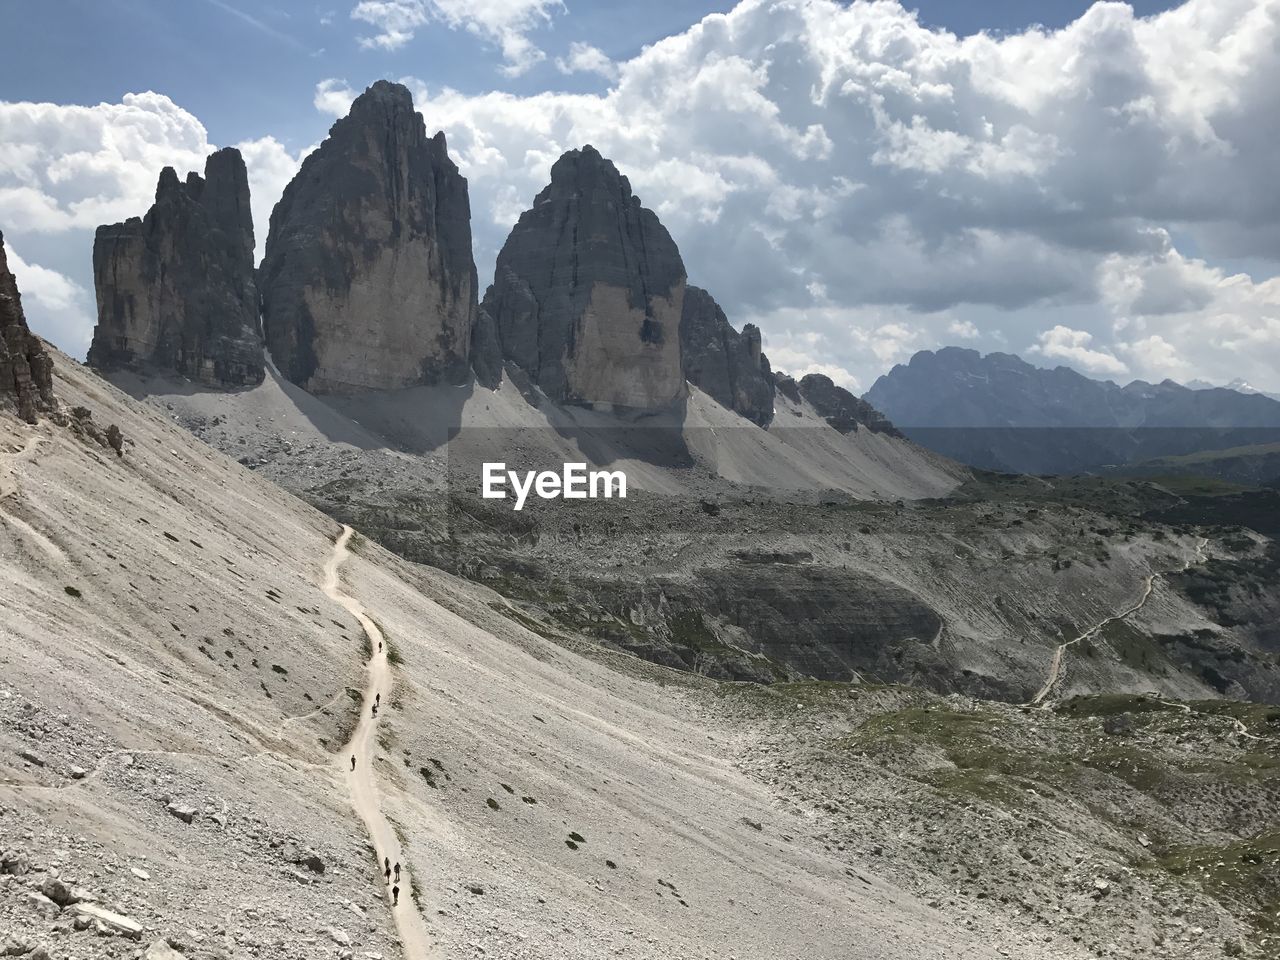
[89,149,263,388]
[165,801,197,824]
[0,848,31,875]
[72,903,143,940]
[24,891,60,920]
[260,80,477,393]
[143,939,187,960]
[40,876,79,907]
[17,749,44,767]
[481,145,686,411]
[0,231,55,424]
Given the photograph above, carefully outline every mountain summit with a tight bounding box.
[89,147,263,388]
[260,80,478,393]
[478,145,688,410]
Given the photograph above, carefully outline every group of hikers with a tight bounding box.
[349,685,401,906]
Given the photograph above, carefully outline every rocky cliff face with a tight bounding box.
[0,232,54,423]
[679,286,774,425]
[89,148,263,387]
[796,373,901,437]
[260,81,477,393]
[480,146,686,410]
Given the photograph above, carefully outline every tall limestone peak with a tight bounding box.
[89,147,263,388]
[0,231,55,423]
[260,80,477,394]
[679,285,775,426]
[478,145,687,410]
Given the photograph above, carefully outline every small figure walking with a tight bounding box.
[375,692,381,706]
[378,641,383,653]
[351,755,357,771]
[384,857,392,883]
[392,884,400,906]
[393,862,401,883]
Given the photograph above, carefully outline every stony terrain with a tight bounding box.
[89,148,263,388]
[5,74,1278,959]
[120,354,1280,708]
[705,683,1279,959]
[3,347,1014,959]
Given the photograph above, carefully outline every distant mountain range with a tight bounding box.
[865,347,1280,477]
[1189,378,1280,403]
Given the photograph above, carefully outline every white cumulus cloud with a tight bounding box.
[350,0,565,74]
[4,244,95,355]
[1029,326,1129,377]
[364,0,1280,390]
[555,42,618,80]
[4,0,1280,392]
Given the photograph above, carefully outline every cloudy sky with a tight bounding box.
[2,0,1278,393]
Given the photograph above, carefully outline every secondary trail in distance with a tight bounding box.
[1030,538,1209,706]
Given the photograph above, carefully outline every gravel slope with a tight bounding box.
[2,351,1005,958]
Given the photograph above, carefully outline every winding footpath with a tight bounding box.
[323,525,436,959]
[1030,538,1209,706]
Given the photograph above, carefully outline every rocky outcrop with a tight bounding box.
[798,373,902,437]
[89,148,263,387]
[260,80,477,393]
[0,231,54,423]
[679,285,774,425]
[481,146,686,410]
[470,306,503,390]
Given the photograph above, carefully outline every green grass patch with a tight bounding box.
[1054,694,1182,719]
[1157,830,1280,935]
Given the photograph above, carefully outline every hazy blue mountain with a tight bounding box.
[865,347,1280,476]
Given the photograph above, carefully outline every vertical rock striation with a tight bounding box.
[480,146,686,410]
[679,285,775,425]
[259,80,477,393]
[89,148,263,387]
[0,231,55,423]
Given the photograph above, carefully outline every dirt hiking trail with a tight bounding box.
[1030,538,1210,706]
[324,524,438,959]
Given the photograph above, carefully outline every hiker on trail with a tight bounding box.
[384,858,392,883]
[392,884,400,906]
[375,692,381,706]
[351,756,356,771]
[378,641,383,653]
[394,862,401,882]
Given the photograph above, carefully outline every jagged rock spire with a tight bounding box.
[260,80,478,393]
[89,147,263,387]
